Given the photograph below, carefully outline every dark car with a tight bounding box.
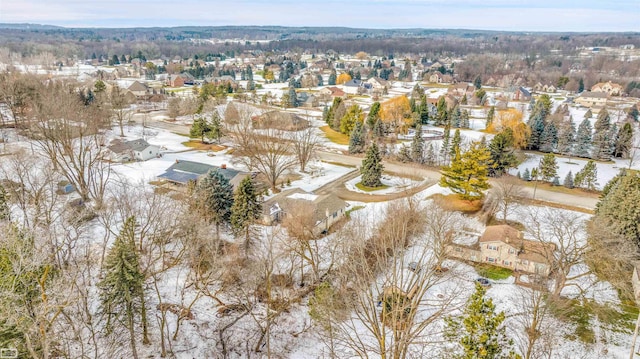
[475,277,491,287]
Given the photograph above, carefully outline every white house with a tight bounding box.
[108,138,159,162]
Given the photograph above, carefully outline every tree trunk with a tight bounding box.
[128,306,139,359]
[141,292,150,345]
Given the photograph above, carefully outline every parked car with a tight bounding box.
[475,277,491,287]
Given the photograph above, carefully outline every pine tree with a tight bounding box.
[461,109,470,129]
[439,142,492,200]
[411,124,425,163]
[574,160,598,191]
[592,108,612,160]
[397,145,412,163]
[287,86,298,108]
[440,125,451,164]
[367,102,381,129]
[340,104,363,135]
[445,283,517,359]
[209,111,223,143]
[527,111,546,150]
[614,122,633,158]
[450,104,461,128]
[425,143,436,166]
[316,73,324,86]
[450,128,462,159]
[563,171,574,189]
[486,106,495,130]
[594,172,640,246]
[231,177,262,253]
[435,97,448,126]
[373,118,386,139]
[574,118,593,158]
[322,105,329,124]
[578,78,584,93]
[539,153,558,182]
[99,216,148,358]
[348,121,366,154]
[488,129,517,177]
[556,116,576,155]
[539,122,558,153]
[196,169,234,238]
[473,75,482,90]
[190,116,213,143]
[552,176,560,186]
[522,168,531,181]
[0,183,9,221]
[328,70,337,86]
[361,143,384,187]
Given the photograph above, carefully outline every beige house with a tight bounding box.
[591,81,623,96]
[366,77,389,91]
[447,225,556,276]
[575,91,609,107]
[261,188,348,236]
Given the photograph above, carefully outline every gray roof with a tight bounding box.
[126,139,152,152]
[580,91,608,99]
[128,81,148,92]
[263,187,348,224]
[518,87,531,97]
[108,138,153,154]
[158,160,247,186]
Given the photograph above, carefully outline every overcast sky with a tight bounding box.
[1,0,638,32]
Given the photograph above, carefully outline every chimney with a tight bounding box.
[221,163,227,169]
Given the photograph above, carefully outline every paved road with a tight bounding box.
[139,116,599,210]
[316,151,599,211]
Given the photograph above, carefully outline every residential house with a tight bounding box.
[343,79,371,95]
[574,91,609,107]
[252,110,309,131]
[319,86,345,98]
[448,83,475,98]
[167,74,185,88]
[513,87,532,102]
[108,138,160,162]
[591,81,623,96]
[366,77,389,92]
[157,160,251,187]
[261,188,348,236]
[128,81,149,98]
[447,225,556,276]
[533,83,557,93]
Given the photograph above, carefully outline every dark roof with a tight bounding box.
[126,139,152,152]
[518,87,531,97]
[158,160,247,186]
[108,138,153,154]
[344,79,363,87]
[128,81,148,92]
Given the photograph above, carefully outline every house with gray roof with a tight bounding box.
[261,187,349,236]
[107,138,159,162]
[157,160,251,187]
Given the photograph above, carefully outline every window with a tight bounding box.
[503,260,511,266]
[455,247,462,252]
[333,212,337,218]
[486,257,496,263]
[522,260,529,265]
[508,248,515,254]
[487,244,498,251]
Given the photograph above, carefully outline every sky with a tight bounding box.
[0,0,639,32]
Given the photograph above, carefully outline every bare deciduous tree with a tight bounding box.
[290,126,320,173]
[491,176,525,223]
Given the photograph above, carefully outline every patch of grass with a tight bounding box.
[474,263,513,280]
[521,180,600,197]
[549,297,637,344]
[486,217,525,230]
[181,140,226,151]
[320,160,357,168]
[345,205,365,218]
[319,126,350,145]
[355,182,389,192]
[430,193,483,213]
[383,170,424,182]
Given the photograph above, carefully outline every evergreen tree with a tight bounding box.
[594,172,640,247]
[196,169,234,237]
[373,118,386,139]
[231,177,262,253]
[397,145,412,163]
[411,124,425,163]
[574,118,593,157]
[552,176,560,186]
[614,122,633,158]
[348,121,366,154]
[440,125,451,164]
[328,70,337,85]
[461,95,468,105]
[578,78,584,93]
[316,73,324,86]
[592,109,612,160]
[367,102,381,129]
[209,111,223,143]
[361,143,384,187]
[440,142,491,200]
[190,116,213,143]
[627,105,639,122]
[556,117,576,155]
[574,160,598,191]
[539,153,558,181]
[0,184,9,221]
[425,143,436,166]
[340,104,363,135]
[539,122,558,153]
[435,97,448,126]
[99,216,148,358]
[522,168,531,181]
[450,104,461,128]
[286,86,298,108]
[322,105,329,124]
[488,129,517,177]
[445,283,516,359]
[563,171,574,189]
[419,98,430,125]
[473,75,482,90]
[450,128,462,159]
[486,106,495,130]
[461,109,470,129]
[527,111,546,150]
